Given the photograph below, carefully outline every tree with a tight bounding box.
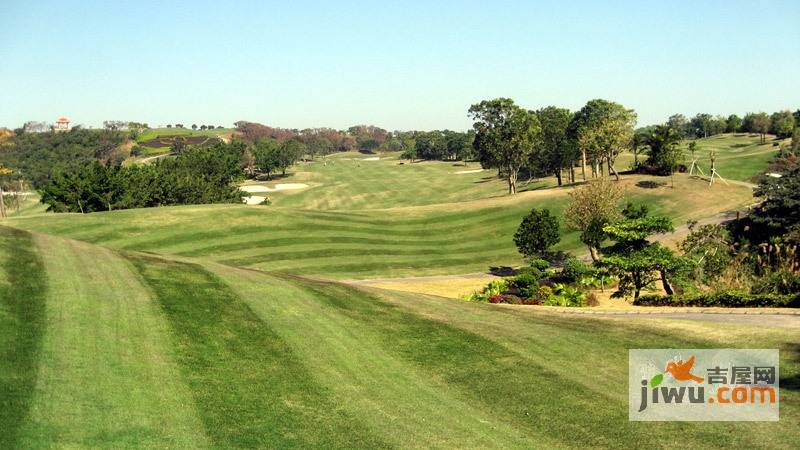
[680,222,732,283]
[744,112,771,143]
[689,113,713,138]
[645,125,683,178]
[469,98,542,194]
[666,114,690,138]
[401,146,417,162]
[253,139,281,178]
[726,114,743,133]
[170,137,187,155]
[536,106,573,185]
[599,216,686,299]
[514,208,560,260]
[277,140,305,175]
[751,164,800,242]
[191,124,198,130]
[569,99,636,181]
[770,110,795,139]
[563,178,624,261]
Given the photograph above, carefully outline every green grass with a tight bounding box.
[679,133,787,182]
[7,173,752,279]
[1,228,796,448]
[0,226,46,449]
[0,133,793,447]
[130,255,385,449]
[135,127,233,142]
[266,153,557,209]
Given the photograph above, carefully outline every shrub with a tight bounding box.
[561,258,590,282]
[585,292,599,307]
[750,270,800,295]
[528,258,551,272]
[633,291,800,307]
[514,208,560,260]
[509,272,541,298]
[544,284,587,307]
[464,279,509,302]
[488,294,524,304]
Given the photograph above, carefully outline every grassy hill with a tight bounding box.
[134,127,234,155]
[2,226,797,448]
[678,133,788,182]
[7,173,752,279]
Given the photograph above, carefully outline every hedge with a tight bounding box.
[634,291,800,308]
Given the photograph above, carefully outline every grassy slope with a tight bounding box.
[1,228,797,448]
[679,133,787,182]
[7,174,752,279]
[136,127,233,142]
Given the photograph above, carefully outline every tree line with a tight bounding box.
[469,98,798,194]
[40,143,245,213]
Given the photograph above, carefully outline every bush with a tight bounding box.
[487,294,540,305]
[508,272,541,298]
[514,208,560,260]
[750,270,800,295]
[464,279,509,302]
[544,284,587,307]
[634,291,800,307]
[561,258,591,282]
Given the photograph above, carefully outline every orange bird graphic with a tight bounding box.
[665,356,705,383]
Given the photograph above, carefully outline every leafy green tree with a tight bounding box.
[726,114,743,133]
[536,106,574,185]
[469,98,543,194]
[770,110,796,139]
[514,208,560,260]
[563,178,623,261]
[751,164,800,242]
[666,114,690,138]
[253,138,281,178]
[645,125,683,177]
[570,99,636,181]
[277,140,305,175]
[414,131,447,160]
[401,146,417,162]
[40,143,245,213]
[744,112,771,143]
[690,113,713,138]
[599,216,687,299]
[170,137,187,154]
[680,222,732,283]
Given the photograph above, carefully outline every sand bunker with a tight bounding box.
[241,183,309,193]
[454,169,484,174]
[361,157,380,161]
[244,195,267,205]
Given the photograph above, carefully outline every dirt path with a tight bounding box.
[139,152,173,164]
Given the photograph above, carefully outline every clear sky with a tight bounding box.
[1,0,798,131]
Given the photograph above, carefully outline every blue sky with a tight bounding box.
[1,0,798,130]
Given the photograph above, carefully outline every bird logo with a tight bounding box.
[665,356,705,383]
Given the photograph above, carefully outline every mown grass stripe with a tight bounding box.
[0,226,47,449]
[129,255,387,449]
[287,277,647,447]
